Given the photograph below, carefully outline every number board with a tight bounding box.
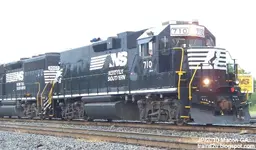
[170,24,205,37]
[48,66,60,71]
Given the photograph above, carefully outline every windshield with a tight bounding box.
[171,37,205,47]
[171,37,186,47]
[188,38,204,46]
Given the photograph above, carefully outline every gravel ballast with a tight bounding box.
[1,121,256,140]
[0,131,167,150]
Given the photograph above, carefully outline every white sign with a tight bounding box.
[108,69,126,81]
[187,48,227,70]
[170,24,205,37]
[109,51,128,68]
[143,60,153,69]
[16,82,26,90]
[48,66,60,71]
[6,71,24,83]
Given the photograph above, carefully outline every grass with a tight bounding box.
[249,104,256,115]
[248,93,256,116]
[250,106,256,116]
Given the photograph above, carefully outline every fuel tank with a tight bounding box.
[0,105,23,117]
[84,101,139,120]
[0,100,17,105]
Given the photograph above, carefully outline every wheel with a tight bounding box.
[67,116,73,121]
[86,117,93,122]
[174,119,186,125]
[40,115,46,120]
[173,100,187,126]
[146,120,155,124]
[107,119,112,122]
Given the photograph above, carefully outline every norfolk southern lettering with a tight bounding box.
[108,69,126,81]
[107,52,127,81]
[109,51,127,68]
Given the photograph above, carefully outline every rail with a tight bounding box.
[1,118,256,134]
[188,64,200,100]
[1,119,256,149]
[173,47,185,100]
[0,123,201,149]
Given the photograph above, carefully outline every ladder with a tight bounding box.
[173,47,198,121]
[42,81,55,116]
[38,82,53,118]
[39,68,63,118]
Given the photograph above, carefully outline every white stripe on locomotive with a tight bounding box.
[187,48,227,70]
[89,54,108,71]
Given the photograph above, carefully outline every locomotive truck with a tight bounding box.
[0,20,250,125]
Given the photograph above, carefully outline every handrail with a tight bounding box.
[173,47,185,100]
[35,82,40,109]
[40,82,50,108]
[189,64,200,100]
[246,90,249,101]
[129,53,138,72]
[48,81,56,105]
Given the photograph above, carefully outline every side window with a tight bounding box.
[139,42,153,58]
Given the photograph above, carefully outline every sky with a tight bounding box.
[0,0,255,76]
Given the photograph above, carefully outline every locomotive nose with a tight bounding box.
[190,96,251,125]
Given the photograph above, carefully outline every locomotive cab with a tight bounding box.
[136,20,250,124]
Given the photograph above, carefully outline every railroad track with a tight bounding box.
[0,123,198,149]
[0,123,255,150]
[0,117,256,134]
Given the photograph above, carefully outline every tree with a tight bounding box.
[238,68,250,74]
[238,65,251,74]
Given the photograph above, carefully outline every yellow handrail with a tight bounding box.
[48,81,56,105]
[40,82,50,108]
[189,64,200,100]
[173,47,184,100]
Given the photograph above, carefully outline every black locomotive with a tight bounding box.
[0,20,250,125]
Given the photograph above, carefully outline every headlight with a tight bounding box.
[203,78,210,85]
[235,80,239,85]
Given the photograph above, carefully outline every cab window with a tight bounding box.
[139,42,153,58]
[206,36,215,46]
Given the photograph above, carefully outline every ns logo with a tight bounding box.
[108,51,128,68]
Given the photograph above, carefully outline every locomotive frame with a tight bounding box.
[0,21,251,125]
